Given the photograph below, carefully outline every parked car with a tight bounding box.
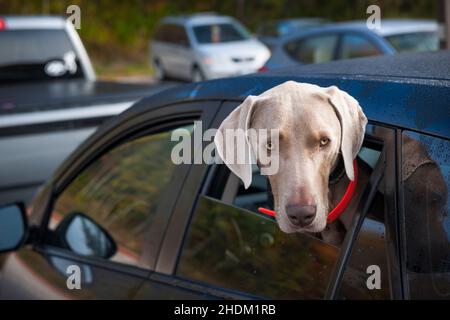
[150,13,270,81]
[0,51,449,299]
[0,16,176,206]
[263,19,439,71]
[256,18,327,49]
[0,15,95,83]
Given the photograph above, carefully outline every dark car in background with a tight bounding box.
[0,51,449,300]
[263,19,439,71]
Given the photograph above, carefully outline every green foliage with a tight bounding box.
[0,0,437,76]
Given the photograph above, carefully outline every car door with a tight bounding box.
[145,100,401,299]
[0,101,219,299]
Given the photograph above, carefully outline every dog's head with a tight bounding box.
[214,81,367,233]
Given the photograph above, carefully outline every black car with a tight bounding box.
[0,51,449,300]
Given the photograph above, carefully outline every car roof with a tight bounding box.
[1,15,66,29]
[161,13,236,26]
[332,19,438,36]
[126,51,450,140]
[262,18,326,26]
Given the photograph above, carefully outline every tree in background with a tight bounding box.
[0,0,437,77]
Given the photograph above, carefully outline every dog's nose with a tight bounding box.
[285,204,317,227]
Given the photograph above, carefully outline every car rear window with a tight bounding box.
[0,29,84,83]
[192,23,249,44]
[385,32,439,53]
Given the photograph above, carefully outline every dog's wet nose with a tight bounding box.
[286,204,317,227]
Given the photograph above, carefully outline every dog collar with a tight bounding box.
[258,159,358,224]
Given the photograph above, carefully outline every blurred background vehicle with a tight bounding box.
[150,13,270,81]
[256,18,327,49]
[0,15,175,205]
[0,15,95,83]
[262,19,439,71]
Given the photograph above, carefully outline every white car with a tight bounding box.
[150,14,270,81]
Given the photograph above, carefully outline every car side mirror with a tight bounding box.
[0,203,28,253]
[54,212,117,259]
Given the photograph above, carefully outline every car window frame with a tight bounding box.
[156,99,402,299]
[34,101,220,275]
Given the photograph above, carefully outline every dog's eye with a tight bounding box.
[265,142,273,150]
[320,137,330,147]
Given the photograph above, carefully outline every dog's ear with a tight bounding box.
[327,86,368,181]
[214,95,261,189]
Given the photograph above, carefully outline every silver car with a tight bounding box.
[150,13,270,81]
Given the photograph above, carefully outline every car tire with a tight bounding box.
[191,66,205,82]
[153,59,166,81]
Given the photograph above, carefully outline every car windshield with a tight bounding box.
[384,32,439,53]
[193,23,250,44]
[0,29,84,83]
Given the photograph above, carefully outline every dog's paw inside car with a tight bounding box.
[214,81,368,243]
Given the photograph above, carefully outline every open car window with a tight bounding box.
[177,127,392,299]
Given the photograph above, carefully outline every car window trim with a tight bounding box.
[39,118,196,271]
[325,137,386,298]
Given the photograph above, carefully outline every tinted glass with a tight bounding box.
[285,34,338,64]
[0,205,25,251]
[50,125,193,267]
[340,34,381,59]
[385,32,439,53]
[178,196,339,299]
[0,29,83,82]
[193,23,249,44]
[337,195,390,299]
[402,132,450,299]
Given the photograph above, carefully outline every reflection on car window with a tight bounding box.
[49,124,193,268]
[337,192,390,299]
[285,34,338,64]
[340,34,381,59]
[402,132,450,299]
[177,196,339,299]
[385,32,439,53]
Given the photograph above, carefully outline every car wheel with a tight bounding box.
[153,59,166,81]
[191,66,204,82]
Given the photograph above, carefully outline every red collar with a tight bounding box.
[258,159,358,224]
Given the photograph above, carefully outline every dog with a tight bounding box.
[214,81,368,242]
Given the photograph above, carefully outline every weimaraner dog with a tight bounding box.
[215,81,368,242]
